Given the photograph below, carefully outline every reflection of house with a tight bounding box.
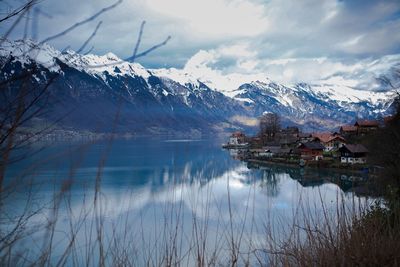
[229,132,246,145]
[354,120,379,135]
[339,125,358,137]
[312,133,346,151]
[298,142,325,160]
[339,144,368,164]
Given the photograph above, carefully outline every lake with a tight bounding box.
[1,138,371,266]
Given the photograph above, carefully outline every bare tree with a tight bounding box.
[0,1,175,264]
[0,0,171,192]
[258,112,280,143]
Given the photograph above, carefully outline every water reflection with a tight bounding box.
[4,139,371,222]
[2,139,371,265]
[246,160,370,196]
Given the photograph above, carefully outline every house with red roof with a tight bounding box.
[312,133,346,151]
[339,125,358,137]
[354,120,379,135]
[229,131,246,146]
[298,141,325,161]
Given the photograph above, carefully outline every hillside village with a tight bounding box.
[223,112,394,169]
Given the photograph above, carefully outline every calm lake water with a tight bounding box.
[2,138,371,265]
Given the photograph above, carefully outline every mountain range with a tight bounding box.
[0,39,398,136]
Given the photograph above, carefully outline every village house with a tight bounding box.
[384,115,394,125]
[298,142,325,161]
[312,133,346,151]
[354,120,379,135]
[263,146,295,157]
[339,125,358,137]
[248,137,263,147]
[229,132,247,146]
[279,135,299,148]
[297,132,313,142]
[339,144,368,164]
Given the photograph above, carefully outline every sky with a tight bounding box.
[1,0,400,86]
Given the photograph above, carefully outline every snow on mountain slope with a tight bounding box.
[304,83,391,105]
[1,39,398,132]
[0,39,61,72]
[2,38,394,107]
[153,57,395,108]
[62,51,151,79]
[152,66,270,98]
[0,39,151,80]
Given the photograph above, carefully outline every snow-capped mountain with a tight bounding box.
[0,39,397,135]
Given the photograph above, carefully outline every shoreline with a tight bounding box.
[246,158,371,175]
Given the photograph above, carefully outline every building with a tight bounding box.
[312,133,346,151]
[297,132,313,142]
[384,115,394,125]
[298,142,325,161]
[354,120,379,135]
[279,135,299,148]
[339,144,368,164]
[229,132,246,145]
[339,125,358,137]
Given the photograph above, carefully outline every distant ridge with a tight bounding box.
[0,39,397,135]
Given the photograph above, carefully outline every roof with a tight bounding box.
[340,125,358,132]
[355,120,379,127]
[298,133,312,138]
[298,142,325,150]
[312,133,345,143]
[231,131,245,137]
[342,144,368,153]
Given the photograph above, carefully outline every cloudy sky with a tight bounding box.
[1,0,400,86]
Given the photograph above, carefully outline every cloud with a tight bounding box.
[144,0,268,38]
[1,0,400,77]
[177,44,400,90]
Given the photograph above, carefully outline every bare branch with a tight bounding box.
[39,0,122,44]
[76,21,103,54]
[0,0,37,23]
[126,35,171,62]
[130,21,146,63]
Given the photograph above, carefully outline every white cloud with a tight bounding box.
[2,0,400,72]
[144,0,268,38]
[171,45,400,92]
